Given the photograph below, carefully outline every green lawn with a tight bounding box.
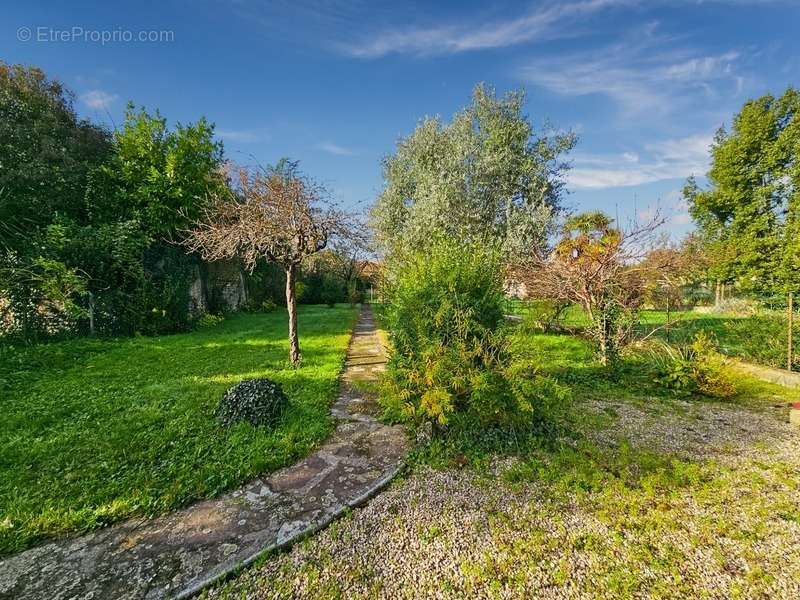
[0,305,359,556]
[510,299,798,370]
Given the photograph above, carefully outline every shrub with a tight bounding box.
[216,378,288,427]
[137,244,197,336]
[519,299,569,333]
[196,313,225,329]
[380,330,513,425]
[384,241,506,357]
[294,281,306,303]
[320,275,343,308]
[722,313,799,370]
[242,297,278,313]
[243,260,285,310]
[650,332,737,399]
[380,240,563,427]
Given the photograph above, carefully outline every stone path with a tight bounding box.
[0,305,409,600]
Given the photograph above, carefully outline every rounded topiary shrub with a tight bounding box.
[216,378,288,427]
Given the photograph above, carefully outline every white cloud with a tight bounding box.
[217,129,264,143]
[622,152,639,162]
[663,51,739,80]
[568,134,712,188]
[316,141,355,156]
[518,27,742,115]
[79,90,118,110]
[342,0,630,58]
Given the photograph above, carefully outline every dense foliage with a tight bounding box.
[371,84,575,262]
[0,62,225,340]
[0,60,369,352]
[0,63,111,252]
[380,240,566,427]
[298,250,370,307]
[686,87,800,294]
[650,332,737,399]
[217,378,289,427]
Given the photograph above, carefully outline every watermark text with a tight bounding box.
[17,26,174,44]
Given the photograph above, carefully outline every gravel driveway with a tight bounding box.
[205,396,800,599]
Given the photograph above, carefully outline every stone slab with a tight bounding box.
[732,360,800,389]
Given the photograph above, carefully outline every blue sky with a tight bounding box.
[4,1,799,236]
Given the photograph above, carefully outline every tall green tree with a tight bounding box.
[75,105,226,335]
[371,84,576,261]
[94,104,225,239]
[0,63,111,339]
[686,87,800,294]
[777,89,800,292]
[0,62,227,339]
[0,62,111,250]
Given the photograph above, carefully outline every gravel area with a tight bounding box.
[205,397,800,600]
[584,397,800,467]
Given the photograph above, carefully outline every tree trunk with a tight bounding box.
[88,291,96,336]
[596,304,609,366]
[598,332,608,366]
[285,264,301,365]
[789,291,794,372]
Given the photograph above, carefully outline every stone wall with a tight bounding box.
[188,258,248,314]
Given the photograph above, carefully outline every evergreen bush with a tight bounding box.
[216,378,288,427]
[380,240,565,427]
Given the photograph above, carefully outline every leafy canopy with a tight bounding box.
[0,62,111,253]
[371,84,576,261]
[0,62,227,339]
[95,104,225,239]
[686,87,800,292]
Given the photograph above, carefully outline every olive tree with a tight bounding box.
[371,84,576,262]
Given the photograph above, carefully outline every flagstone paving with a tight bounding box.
[0,305,408,600]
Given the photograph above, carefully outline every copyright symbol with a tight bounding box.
[17,27,32,42]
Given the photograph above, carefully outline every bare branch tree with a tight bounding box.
[518,210,674,365]
[327,225,372,289]
[185,162,358,365]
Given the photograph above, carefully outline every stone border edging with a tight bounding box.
[731,359,800,389]
[176,461,405,599]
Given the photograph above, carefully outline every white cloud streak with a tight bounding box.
[316,141,355,156]
[342,0,631,57]
[568,134,712,188]
[79,89,118,109]
[217,129,266,143]
[518,32,742,115]
[338,0,777,58]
